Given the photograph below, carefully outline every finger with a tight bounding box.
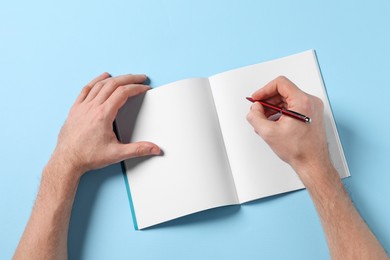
[85,74,147,103]
[95,77,148,104]
[260,94,284,106]
[76,72,111,103]
[115,141,161,161]
[100,74,147,88]
[273,100,287,109]
[250,94,286,118]
[247,102,275,139]
[105,84,151,118]
[96,84,150,105]
[84,80,106,102]
[251,93,287,106]
[264,107,280,118]
[252,76,301,101]
[88,72,112,87]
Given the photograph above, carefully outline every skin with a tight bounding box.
[247,76,388,260]
[13,73,160,260]
[14,74,388,259]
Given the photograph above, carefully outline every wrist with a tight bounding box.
[50,146,86,178]
[43,153,84,192]
[292,158,341,189]
[35,157,81,216]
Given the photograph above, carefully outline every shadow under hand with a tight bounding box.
[67,163,121,260]
[124,149,165,171]
[68,153,160,258]
[115,92,146,144]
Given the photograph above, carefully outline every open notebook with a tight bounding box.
[115,50,350,229]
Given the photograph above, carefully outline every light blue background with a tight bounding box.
[1,0,389,259]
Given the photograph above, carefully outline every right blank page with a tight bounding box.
[209,50,350,203]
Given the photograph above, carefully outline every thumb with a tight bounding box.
[246,102,275,138]
[117,141,161,160]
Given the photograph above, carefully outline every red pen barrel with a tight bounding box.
[246,97,311,123]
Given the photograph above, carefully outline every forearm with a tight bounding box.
[14,73,159,259]
[14,157,82,260]
[296,161,388,260]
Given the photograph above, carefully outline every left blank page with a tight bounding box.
[115,78,238,229]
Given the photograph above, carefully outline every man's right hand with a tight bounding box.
[247,76,389,260]
[246,76,331,181]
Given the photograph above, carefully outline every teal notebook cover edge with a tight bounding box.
[113,121,139,230]
[121,161,139,230]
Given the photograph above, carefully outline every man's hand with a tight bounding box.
[14,73,160,260]
[247,76,388,260]
[52,72,160,176]
[246,76,330,178]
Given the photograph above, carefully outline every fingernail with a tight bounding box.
[150,146,161,155]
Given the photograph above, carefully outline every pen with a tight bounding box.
[246,97,311,123]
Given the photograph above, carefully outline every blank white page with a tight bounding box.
[116,78,238,229]
[209,50,350,203]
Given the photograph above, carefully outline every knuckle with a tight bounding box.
[260,126,273,140]
[301,94,311,107]
[276,75,291,84]
[106,78,118,88]
[314,96,324,114]
[247,112,259,125]
[135,144,149,156]
[116,85,128,96]
[82,85,92,93]
[276,75,287,81]
[95,105,108,121]
[303,95,324,113]
[246,112,253,123]
[105,79,117,89]
[80,85,92,97]
[315,96,324,108]
[94,81,104,89]
[276,75,296,88]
